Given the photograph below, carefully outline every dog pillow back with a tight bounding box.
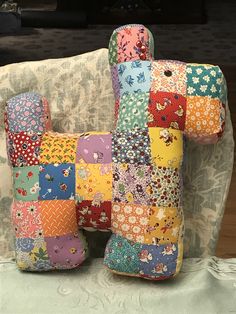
[4,24,226,280]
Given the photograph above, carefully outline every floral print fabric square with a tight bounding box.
[149,127,183,168]
[116,92,149,130]
[149,166,181,208]
[113,163,151,205]
[148,91,186,131]
[76,200,111,230]
[13,166,39,201]
[6,93,49,133]
[12,201,43,238]
[185,96,222,138]
[15,237,52,271]
[111,203,149,243]
[112,128,151,164]
[7,131,42,167]
[76,132,112,164]
[40,132,77,164]
[186,64,223,99]
[117,60,151,96]
[39,163,75,200]
[76,163,112,202]
[39,200,77,237]
[151,60,186,96]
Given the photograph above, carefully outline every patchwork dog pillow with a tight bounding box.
[4,24,226,280]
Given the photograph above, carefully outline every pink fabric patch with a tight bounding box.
[117,25,151,63]
[11,201,43,238]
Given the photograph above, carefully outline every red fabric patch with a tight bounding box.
[114,99,120,128]
[76,200,111,230]
[148,91,186,130]
[7,131,42,167]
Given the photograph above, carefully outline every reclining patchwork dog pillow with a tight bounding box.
[4,24,226,280]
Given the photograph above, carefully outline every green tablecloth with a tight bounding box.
[0,257,236,314]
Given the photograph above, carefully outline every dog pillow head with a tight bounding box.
[5,24,226,280]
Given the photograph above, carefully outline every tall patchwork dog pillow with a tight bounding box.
[5,24,226,280]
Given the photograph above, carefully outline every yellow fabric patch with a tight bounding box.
[40,132,77,164]
[148,127,183,168]
[144,206,182,245]
[185,96,221,138]
[75,163,112,202]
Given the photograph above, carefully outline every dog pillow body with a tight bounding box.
[4,24,226,280]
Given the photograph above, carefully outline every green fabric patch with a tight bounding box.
[109,32,118,66]
[116,92,149,130]
[13,166,39,201]
[104,234,141,274]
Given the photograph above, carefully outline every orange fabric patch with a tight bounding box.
[40,132,77,164]
[144,207,182,245]
[40,200,77,236]
[111,203,149,243]
[185,96,221,138]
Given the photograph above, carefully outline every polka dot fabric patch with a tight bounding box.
[7,132,42,167]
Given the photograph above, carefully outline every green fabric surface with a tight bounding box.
[0,257,236,314]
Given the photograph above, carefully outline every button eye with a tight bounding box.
[164,70,172,77]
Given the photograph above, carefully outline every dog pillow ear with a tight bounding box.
[103,24,226,280]
[5,92,88,271]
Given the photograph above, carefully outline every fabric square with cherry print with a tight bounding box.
[12,201,43,238]
[116,25,152,63]
[111,203,149,243]
[112,128,151,165]
[151,60,187,96]
[112,163,151,205]
[76,200,111,230]
[7,131,42,167]
[149,166,181,208]
[148,91,186,130]
[76,133,112,164]
[116,92,149,131]
[117,60,151,96]
[39,163,75,200]
[13,166,40,201]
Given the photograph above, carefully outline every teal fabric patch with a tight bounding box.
[186,64,223,99]
[13,166,39,201]
[104,234,141,274]
[116,92,149,130]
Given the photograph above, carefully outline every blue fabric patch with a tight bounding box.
[117,60,151,96]
[39,163,75,200]
[186,64,223,99]
[139,243,178,277]
[16,238,35,252]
